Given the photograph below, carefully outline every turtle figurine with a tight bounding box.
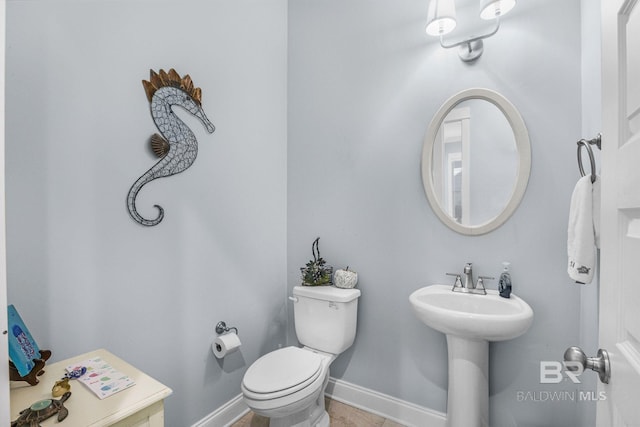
[11,391,71,427]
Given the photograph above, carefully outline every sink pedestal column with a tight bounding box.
[446,335,489,427]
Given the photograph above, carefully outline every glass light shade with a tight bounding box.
[480,0,516,20]
[426,0,457,36]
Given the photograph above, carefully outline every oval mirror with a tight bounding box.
[421,88,531,235]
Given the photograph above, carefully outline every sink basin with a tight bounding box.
[409,284,533,341]
[410,284,534,427]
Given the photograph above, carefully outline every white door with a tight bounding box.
[598,0,640,425]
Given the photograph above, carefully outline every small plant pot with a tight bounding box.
[300,237,333,286]
[301,265,333,286]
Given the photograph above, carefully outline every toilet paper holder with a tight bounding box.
[215,321,238,335]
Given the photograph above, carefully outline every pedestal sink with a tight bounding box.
[409,284,533,427]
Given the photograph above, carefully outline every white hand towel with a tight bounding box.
[593,175,601,248]
[567,175,598,284]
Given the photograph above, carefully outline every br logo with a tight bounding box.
[540,361,583,384]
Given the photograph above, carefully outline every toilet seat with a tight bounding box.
[242,347,324,401]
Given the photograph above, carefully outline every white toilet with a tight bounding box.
[241,285,361,427]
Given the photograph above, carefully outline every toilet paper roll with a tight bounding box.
[212,333,241,359]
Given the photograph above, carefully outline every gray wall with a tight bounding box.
[288,0,591,426]
[5,0,287,425]
[5,0,600,426]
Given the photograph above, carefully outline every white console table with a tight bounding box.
[10,348,172,427]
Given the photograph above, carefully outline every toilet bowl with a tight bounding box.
[241,286,361,427]
[241,346,334,427]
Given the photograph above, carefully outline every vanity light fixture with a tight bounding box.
[426,0,516,62]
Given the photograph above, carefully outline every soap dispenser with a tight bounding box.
[498,262,512,298]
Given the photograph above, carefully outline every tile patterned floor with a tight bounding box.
[232,398,407,427]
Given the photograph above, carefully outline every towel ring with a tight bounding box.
[577,133,601,184]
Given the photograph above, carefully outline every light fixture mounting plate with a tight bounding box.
[458,40,484,62]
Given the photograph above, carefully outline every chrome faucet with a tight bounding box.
[447,262,475,290]
[447,263,493,295]
[462,263,474,289]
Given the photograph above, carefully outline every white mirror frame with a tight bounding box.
[421,88,531,235]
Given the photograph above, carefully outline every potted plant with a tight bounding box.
[300,237,333,286]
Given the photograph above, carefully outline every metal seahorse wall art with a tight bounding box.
[127,68,215,226]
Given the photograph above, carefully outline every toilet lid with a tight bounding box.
[243,347,323,395]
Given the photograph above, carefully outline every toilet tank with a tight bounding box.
[292,286,361,355]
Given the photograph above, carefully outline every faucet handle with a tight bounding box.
[475,276,494,294]
[446,273,463,289]
[476,275,494,285]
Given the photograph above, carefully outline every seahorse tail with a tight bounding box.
[126,177,165,226]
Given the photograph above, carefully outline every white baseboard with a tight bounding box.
[191,393,249,427]
[192,377,446,427]
[325,378,446,427]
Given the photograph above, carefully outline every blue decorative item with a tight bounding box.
[127,69,215,226]
[7,304,51,385]
[8,304,41,377]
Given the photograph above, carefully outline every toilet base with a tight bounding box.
[263,373,330,427]
[266,380,329,427]
[316,410,330,427]
[268,409,328,427]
